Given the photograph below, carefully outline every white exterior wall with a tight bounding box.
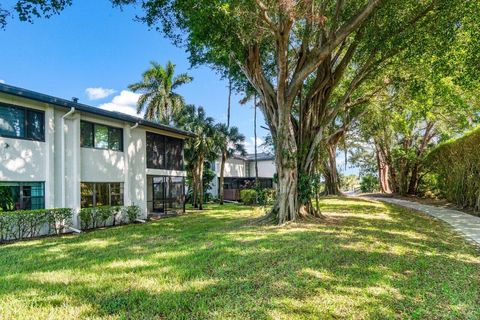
[0,93,187,226]
[248,160,276,178]
[219,158,248,178]
[210,158,247,198]
[0,138,47,182]
[210,157,277,198]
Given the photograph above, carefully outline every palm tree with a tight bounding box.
[216,124,246,205]
[175,105,220,210]
[129,61,192,124]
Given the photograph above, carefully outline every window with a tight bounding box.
[80,121,94,147]
[80,121,123,151]
[0,103,44,141]
[146,132,165,169]
[109,127,122,150]
[95,125,109,149]
[165,137,184,170]
[146,132,184,170]
[0,182,45,211]
[80,182,124,208]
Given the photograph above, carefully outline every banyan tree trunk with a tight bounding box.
[323,144,341,195]
[376,148,392,193]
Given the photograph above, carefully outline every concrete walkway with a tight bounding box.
[368,196,480,247]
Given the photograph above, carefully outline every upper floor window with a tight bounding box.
[81,121,123,151]
[0,103,44,141]
[146,132,184,171]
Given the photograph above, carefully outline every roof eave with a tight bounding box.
[0,83,195,138]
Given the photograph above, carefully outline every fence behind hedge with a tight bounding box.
[0,208,73,242]
[426,127,480,212]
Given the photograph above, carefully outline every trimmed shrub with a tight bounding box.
[240,189,257,205]
[426,127,480,212]
[0,208,73,242]
[79,205,141,230]
[257,188,277,205]
[124,205,141,223]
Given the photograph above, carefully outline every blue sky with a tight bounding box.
[0,0,358,175]
[0,0,267,153]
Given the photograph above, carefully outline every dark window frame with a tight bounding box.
[80,182,124,208]
[0,182,45,211]
[80,120,123,152]
[0,102,45,142]
[146,132,184,171]
[149,176,185,213]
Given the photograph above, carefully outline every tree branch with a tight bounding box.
[287,0,383,99]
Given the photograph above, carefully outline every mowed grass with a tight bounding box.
[0,198,479,319]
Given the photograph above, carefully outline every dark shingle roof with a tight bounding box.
[0,83,194,137]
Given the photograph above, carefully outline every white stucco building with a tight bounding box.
[0,84,192,227]
[210,153,276,200]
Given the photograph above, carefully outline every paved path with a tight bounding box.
[368,196,480,247]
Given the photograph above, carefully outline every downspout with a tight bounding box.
[127,122,139,212]
[61,107,76,208]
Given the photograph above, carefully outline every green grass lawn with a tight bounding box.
[0,197,479,319]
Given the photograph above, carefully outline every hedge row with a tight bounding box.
[79,205,140,230]
[0,208,73,242]
[240,188,277,205]
[426,127,480,212]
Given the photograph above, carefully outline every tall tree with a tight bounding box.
[129,61,192,124]
[239,88,261,184]
[175,105,220,209]
[112,0,479,223]
[354,58,480,195]
[216,124,247,204]
[253,93,259,183]
[0,0,72,29]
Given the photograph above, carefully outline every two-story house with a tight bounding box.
[0,84,192,227]
[210,153,276,201]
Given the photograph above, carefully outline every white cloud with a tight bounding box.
[0,80,5,84]
[98,90,142,118]
[244,136,265,154]
[85,87,116,100]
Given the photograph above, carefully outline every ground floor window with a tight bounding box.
[149,176,185,213]
[0,182,45,211]
[81,182,124,208]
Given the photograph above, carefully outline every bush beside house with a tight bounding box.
[79,205,141,230]
[240,188,277,205]
[0,205,142,243]
[0,208,73,242]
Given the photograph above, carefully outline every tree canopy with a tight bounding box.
[111,0,479,223]
[0,0,72,28]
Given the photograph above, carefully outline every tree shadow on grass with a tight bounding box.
[0,201,479,319]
